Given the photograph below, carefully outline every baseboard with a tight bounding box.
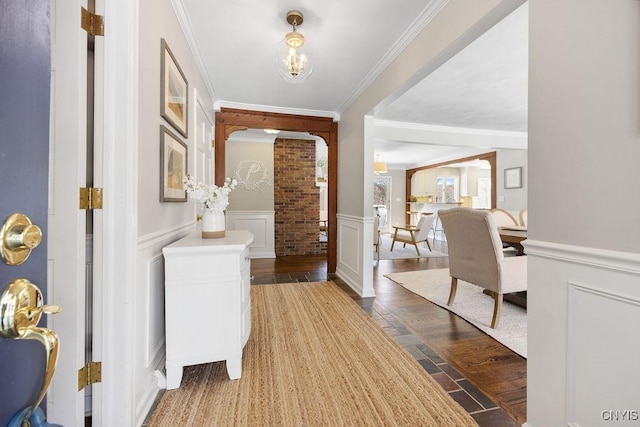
[336,267,375,298]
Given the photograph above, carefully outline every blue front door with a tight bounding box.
[0,0,51,423]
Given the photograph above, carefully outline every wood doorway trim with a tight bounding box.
[405,151,497,224]
[215,108,338,273]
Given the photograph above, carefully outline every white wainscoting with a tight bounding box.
[335,214,375,298]
[226,210,275,259]
[134,223,193,425]
[524,239,640,427]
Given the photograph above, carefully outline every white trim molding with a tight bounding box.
[226,211,275,259]
[214,100,338,122]
[524,239,640,275]
[335,214,375,298]
[171,0,217,102]
[526,239,640,426]
[336,0,449,115]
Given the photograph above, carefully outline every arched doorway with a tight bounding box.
[215,108,338,273]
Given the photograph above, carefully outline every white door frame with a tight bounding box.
[95,0,139,424]
[48,1,88,424]
[48,0,140,424]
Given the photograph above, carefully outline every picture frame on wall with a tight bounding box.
[160,125,188,202]
[504,167,523,189]
[161,39,188,138]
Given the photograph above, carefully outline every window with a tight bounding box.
[373,177,391,229]
[436,176,459,203]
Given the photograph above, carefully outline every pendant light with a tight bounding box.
[275,10,313,83]
[374,154,388,174]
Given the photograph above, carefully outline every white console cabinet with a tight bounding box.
[162,230,254,390]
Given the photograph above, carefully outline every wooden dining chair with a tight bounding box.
[439,207,527,328]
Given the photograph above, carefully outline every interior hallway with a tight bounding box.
[251,238,526,426]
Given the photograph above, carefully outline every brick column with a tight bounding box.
[273,138,326,256]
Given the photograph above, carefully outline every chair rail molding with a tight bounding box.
[523,239,640,275]
[525,238,640,426]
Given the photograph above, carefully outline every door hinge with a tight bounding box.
[78,361,102,391]
[79,187,103,210]
[81,7,104,36]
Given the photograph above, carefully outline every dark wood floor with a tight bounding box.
[251,238,527,426]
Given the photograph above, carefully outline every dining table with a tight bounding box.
[497,226,528,308]
[498,226,527,256]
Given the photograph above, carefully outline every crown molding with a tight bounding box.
[374,119,528,138]
[171,0,217,102]
[215,100,339,122]
[226,132,277,144]
[336,0,449,115]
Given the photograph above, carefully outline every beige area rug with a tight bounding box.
[378,233,448,260]
[146,282,477,426]
[385,268,527,358]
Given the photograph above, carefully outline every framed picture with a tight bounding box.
[504,167,523,189]
[160,39,188,138]
[160,125,188,202]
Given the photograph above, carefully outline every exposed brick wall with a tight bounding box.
[274,138,326,256]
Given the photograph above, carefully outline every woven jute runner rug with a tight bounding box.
[145,282,477,426]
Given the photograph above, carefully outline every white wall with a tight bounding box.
[526,0,640,425]
[134,0,216,423]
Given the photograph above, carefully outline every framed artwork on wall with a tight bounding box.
[504,167,523,189]
[160,125,188,202]
[160,38,189,138]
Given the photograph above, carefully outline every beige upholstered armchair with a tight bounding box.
[439,208,527,328]
[390,214,436,256]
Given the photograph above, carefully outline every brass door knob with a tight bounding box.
[0,213,42,265]
[0,278,60,339]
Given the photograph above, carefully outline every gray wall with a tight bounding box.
[496,149,527,212]
[226,140,275,211]
[529,0,640,252]
[137,0,215,236]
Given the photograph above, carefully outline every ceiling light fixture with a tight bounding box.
[276,10,313,84]
[374,154,388,174]
[263,129,281,135]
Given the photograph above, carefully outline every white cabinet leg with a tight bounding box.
[226,358,242,379]
[166,363,183,390]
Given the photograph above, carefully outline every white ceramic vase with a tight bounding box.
[201,209,225,238]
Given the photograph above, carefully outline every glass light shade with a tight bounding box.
[264,129,280,135]
[373,161,388,174]
[275,42,313,84]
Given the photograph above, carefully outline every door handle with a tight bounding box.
[0,213,42,266]
[0,278,60,427]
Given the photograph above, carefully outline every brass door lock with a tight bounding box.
[0,213,42,265]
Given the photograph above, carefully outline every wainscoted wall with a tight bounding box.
[525,240,640,427]
[226,211,275,258]
[134,224,193,424]
[273,138,325,256]
[335,214,375,298]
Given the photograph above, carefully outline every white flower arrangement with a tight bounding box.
[183,174,237,212]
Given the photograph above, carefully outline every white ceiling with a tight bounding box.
[177,0,528,169]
